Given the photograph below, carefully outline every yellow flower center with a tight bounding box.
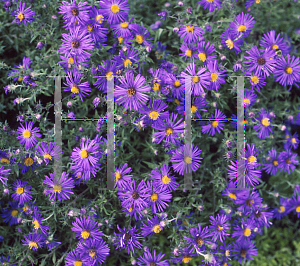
[29,241,38,250]
[291,138,296,143]
[174,99,180,105]
[89,249,97,258]
[286,158,291,164]
[33,219,40,230]
[185,50,192,57]
[23,130,31,139]
[255,0,260,3]
[273,160,278,166]
[186,26,194,33]
[68,57,75,64]
[136,34,144,44]
[182,256,192,263]
[184,156,192,164]
[166,127,173,135]
[80,149,88,159]
[76,173,82,179]
[240,249,247,257]
[11,209,18,217]
[24,157,33,166]
[127,207,133,212]
[243,228,251,237]
[153,83,160,91]
[217,224,223,231]
[81,229,90,239]
[118,37,124,43]
[211,121,218,128]
[244,98,250,104]
[123,58,132,68]
[251,76,259,84]
[151,193,158,202]
[149,111,160,120]
[17,187,24,195]
[120,22,129,28]
[278,206,285,213]
[198,52,207,61]
[53,184,62,193]
[162,175,170,184]
[111,4,119,13]
[296,206,300,212]
[1,157,9,164]
[238,25,247,32]
[88,24,94,32]
[96,14,104,23]
[115,172,121,181]
[191,105,198,113]
[285,66,293,74]
[153,224,162,233]
[71,85,79,94]
[192,76,199,83]
[211,73,218,81]
[261,118,270,126]
[247,156,257,164]
[18,77,23,82]
[271,44,279,50]
[17,13,25,21]
[226,39,234,49]
[225,250,230,256]
[286,134,290,139]
[229,193,237,200]
[43,153,52,160]
[74,260,83,266]
[106,72,114,81]
[173,80,181,87]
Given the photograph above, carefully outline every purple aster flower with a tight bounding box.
[140,214,166,237]
[59,0,91,28]
[197,0,222,12]
[11,1,35,25]
[18,154,37,173]
[272,197,289,220]
[65,249,88,266]
[249,203,273,228]
[232,239,258,264]
[219,242,233,264]
[44,171,75,201]
[0,165,10,185]
[244,68,266,91]
[171,143,202,176]
[112,224,143,254]
[71,216,104,241]
[201,109,226,136]
[112,46,139,71]
[179,43,198,62]
[262,149,280,175]
[165,73,184,98]
[206,60,227,91]
[11,179,34,205]
[272,54,300,90]
[286,132,299,150]
[178,24,204,45]
[170,246,197,264]
[93,60,117,93]
[110,18,134,39]
[67,112,76,119]
[286,195,300,218]
[130,23,154,48]
[59,26,94,60]
[36,41,44,49]
[1,201,21,226]
[236,190,262,215]
[22,232,44,251]
[208,213,230,243]
[243,46,277,78]
[180,62,211,96]
[32,207,50,236]
[115,70,151,111]
[196,41,217,66]
[277,149,299,174]
[184,224,213,253]
[253,108,273,139]
[59,53,89,71]
[36,141,63,165]
[241,87,257,108]
[16,121,42,151]
[229,12,255,38]
[99,0,130,25]
[222,181,248,203]
[175,95,208,120]
[63,69,91,101]
[152,113,185,145]
[137,249,169,266]
[232,218,256,241]
[44,236,61,251]
[113,163,133,189]
[260,30,290,56]
[220,28,244,54]
[88,6,105,27]
[149,164,179,192]
[244,143,260,169]
[93,96,101,108]
[83,20,108,44]
[77,238,110,265]
[233,60,243,72]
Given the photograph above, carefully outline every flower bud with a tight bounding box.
[178,1,183,6]
[281,125,286,131]
[173,27,179,33]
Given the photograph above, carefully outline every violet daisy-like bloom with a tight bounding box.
[232,218,256,242]
[99,0,130,25]
[272,197,289,220]
[253,108,273,139]
[240,87,257,109]
[206,60,227,91]
[170,246,197,264]
[178,24,204,45]
[83,20,108,44]
[113,46,139,72]
[175,95,208,120]
[16,121,42,151]
[93,60,117,93]
[149,164,179,192]
[196,41,217,66]
[0,165,10,185]
[201,109,226,136]
[262,148,280,175]
[130,23,154,48]
[11,179,34,205]
[65,249,88,266]
[243,46,277,78]
[245,143,260,169]
[112,224,143,254]
[179,43,198,62]
[59,0,91,28]
[260,30,290,56]
[277,149,299,174]
[137,249,169,266]
[232,239,258,264]
[286,132,300,150]
[88,6,105,27]
[77,238,110,265]
[115,70,151,111]
[166,73,185,98]
[171,143,202,176]
[197,0,222,12]
[184,224,212,253]
[244,68,266,91]
[272,54,300,90]
[152,113,185,145]
[140,214,166,237]
[111,18,134,39]
[222,181,248,203]
[229,12,255,38]
[44,171,75,201]
[180,62,211,96]
[11,1,35,25]
[1,201,21,226]
[249,203,273,228]
[19,154,37,173]
[32,207,49,236]
[59,26,94,60]
[22,232,44,251]
[220,28,244,55]
[145,181,172,214]
[113,163,133,189]
[208,213,230,243]
[71,216,104,241]
[236,190,262,216]
[36,141,63,165]
[139,99,169,127]
[59,53,89,71]
[63,69,91,102]
[286,195,300,218]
